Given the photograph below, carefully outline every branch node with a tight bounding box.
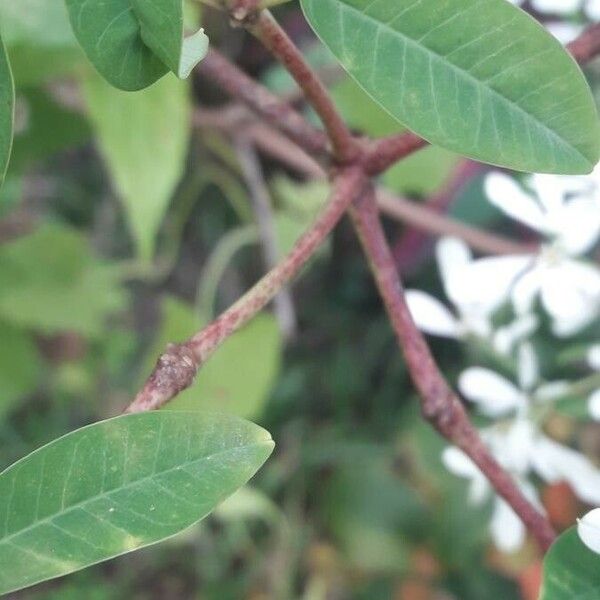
[150,343,199,398]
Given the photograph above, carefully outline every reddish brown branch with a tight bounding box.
[235,136,298,339]
[196,112,533,256]
[229,0,261,21]
[246,11,360,163]
[364,132,429,175]
[197,49,329,158]
[378,188,535,256]
[349,188,556,551]
[126,167,366,413]
[125,11,600,552]
[0,208,36,245]
[392,160,486,271]
[567,22,600,64]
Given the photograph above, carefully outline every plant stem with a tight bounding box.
[392,160,486,272]
[197,49,328,158]
[349,187,556,551]
[377,188,535,257]
[235,136,298,339]
[196,224,259,320]
[567,22,600,64]
[198,112,533,256]
[125,167,365,413]
[364,132,429,175]
[246,11,359,163]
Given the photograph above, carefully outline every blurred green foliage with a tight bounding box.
[0,1,598,599]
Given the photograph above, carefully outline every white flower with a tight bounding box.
[444,421,600,551]
[444,345,600,552]
[460,366,600,505]
[405,237,493,340]
[442,427,543,553]
[586,345,600,421]
[454,172,600,337]
[406,237,539,352]
[457,342,541,418]
[578,508,600,554]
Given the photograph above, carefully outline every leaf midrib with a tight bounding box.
[0,441,268,548]
[329,0,590,165]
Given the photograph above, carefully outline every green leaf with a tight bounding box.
[0,321,41,419]
[145,298,282,419]
[64,0,207,90]
[0,0,83,85]
[383,146,459,197]
[0,223,125,337]
[82,72,191,260]
[0,411,274,595]
[64,0,167,90]
[271,177,331,257]
[0,0,76,47]
[0,35,13,186]
[300,0,600,174]
[10,89,91,174]
[132,0,208,79]
[331,76,402,137]
[541,527,600,599]
[321,457,424,572]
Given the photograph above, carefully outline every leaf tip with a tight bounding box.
[178,29,209,80]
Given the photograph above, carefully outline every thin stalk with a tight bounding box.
[349,187,556,551]
[125,167,365,413]
[247,11,359,163]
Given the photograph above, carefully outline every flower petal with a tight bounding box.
[534,381,570,403]
[458,368,526,417]
[517,342,539,391]
[578,509,600,554]
[588,346,600,371]
[533,437,600,505]
[511,267,544,315]
[531,0,581,14]
[405,290,460,338]
[447,256,533,315]
[544,22,583,44]
[588,389,600,422]
[496,419,536,475]
[586,0,600,19]
[552,315,598,338]
[490,498,526,553]
[484,173,545,232]
[436,237,471,294]
[540,261,600,328]
[442,446,489,504]
[493,314,539,355]
[549,196,600,256]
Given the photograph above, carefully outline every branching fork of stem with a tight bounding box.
[127,7,600,553]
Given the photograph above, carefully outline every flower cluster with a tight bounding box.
[407,167,600,552]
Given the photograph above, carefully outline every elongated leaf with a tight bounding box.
[541,527,600,599]
[0,412,274,595]
[0,0,83,86]
[64,0,167,91]
[64,0,207,90]
[0,223,125,336]
[0,35,13,186]
[301,0,600,174]
[82,71,191,260]
[0,321,41,419]
[132,0,208,79]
